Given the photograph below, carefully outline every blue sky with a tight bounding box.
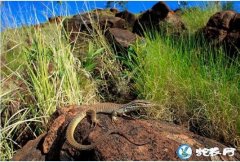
[1,1,240,31]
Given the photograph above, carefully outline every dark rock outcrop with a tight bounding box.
[63,12,126,43]
[133,1,186,36]
[12,104,240,161]
[115,10,137,28]
[63,1,187,54]
[110,8,119,14]
[151,1,172,19]
[202,10,240,58]
[63,11,127,60]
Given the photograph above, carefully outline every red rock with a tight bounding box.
[105,28,138,48]
[12,133,47,161]
[13,104,240,160]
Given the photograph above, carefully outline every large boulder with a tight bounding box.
[133,1,186,37]
[63,11,127,59]
[115,10,137,29]
[63,11,126,43]
[12,104,240,160]
[202,10,240,58]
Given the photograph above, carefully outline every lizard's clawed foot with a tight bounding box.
[97,122,104,128]
[91,119,99,128]
[91,119,105,129]
[111,116,119,124]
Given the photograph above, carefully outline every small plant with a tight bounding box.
[82,42,104,73]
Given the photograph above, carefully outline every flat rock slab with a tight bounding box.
[12,105,240,161]
[105,28,139,49]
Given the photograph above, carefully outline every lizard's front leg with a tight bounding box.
[86,109,103,128]
[112,110,137,121]
[111,111,118,123]
[111,110,133,122]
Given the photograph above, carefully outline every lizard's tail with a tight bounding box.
[108,129,151,146]
[66,112,96,150]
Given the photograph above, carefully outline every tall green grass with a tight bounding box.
[123,5,240,149]
[1,20,99,160]
[127,31,240,148]
[181,2,220,33]
[1,6,129,160]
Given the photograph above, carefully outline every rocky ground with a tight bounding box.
[12,104,240,160]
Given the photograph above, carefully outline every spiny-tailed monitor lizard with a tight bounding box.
[66,100,154,150]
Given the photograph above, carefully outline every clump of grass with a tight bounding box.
[181,4,220,33]
[65,10,132,102]
[0,107,43,160]
[21,23,99,117]
[1,5,129,159]
[124,5,240,149]
[1,17,99,160]
[128,30,240,148]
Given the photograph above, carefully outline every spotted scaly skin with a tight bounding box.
[66,100,154,150]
